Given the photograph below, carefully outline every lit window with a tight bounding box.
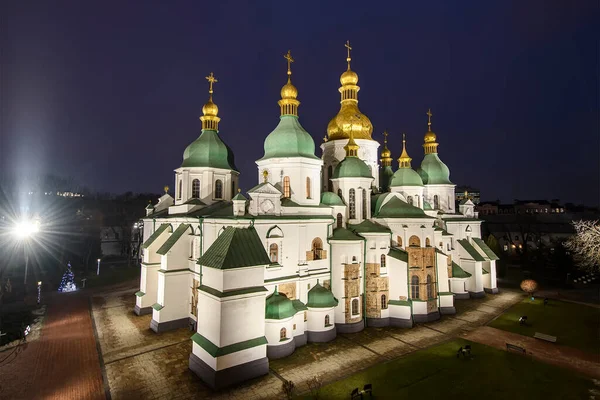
[280,327,287,340]
[283,176,291,198]
[349,189,356,219]
[269,243,278,263]
[411,275,420,299]
[312,238,324,260]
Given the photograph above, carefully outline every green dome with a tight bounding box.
[379,166,394,192]
[423,201,433,210]
[374,194,427,218]
[417,154,452,185]
[265,289,297,319]
[390,168,423,187]
[182,129,238,170]
[260,116,318,160]
[307,282,339,308]
[321,191,345,206]
[332,157,373,179]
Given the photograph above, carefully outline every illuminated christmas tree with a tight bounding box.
[58,262,77,292]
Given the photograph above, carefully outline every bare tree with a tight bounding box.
[565,220,600,273]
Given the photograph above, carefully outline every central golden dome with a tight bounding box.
[202,99,219,117]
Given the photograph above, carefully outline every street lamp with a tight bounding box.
[97,258,101,276]
[13,219,40,285]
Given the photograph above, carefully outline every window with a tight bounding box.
[433,195,439,209]
[304,311,307,322]
[306,177,311,199]
[381,294,387,309]
[283,176,291,198]
[439,241,443,248]
[280,327,287,340]
[352,256,357,263]
[336,213,343,228]
[427,275,434,299]
[307,283,311,290]
[178,180,182,200]
[328,166,333,192]
[362,189,367,219]
[351,298,359,315]
[397,236,403,247]
[269,243,278,263]
[380,254,386,268]
[312,238,324,260]
[407,196,413,205]
[324,315,330,326]
[192,179,200,198]
[349,189,356,219]
[215,180,223,199]
[503,244,508,251]
[293,324,296,330]
[425,237,431,247]
[337,188,343,201]
[411,276,420,299]
[409,235,420,247]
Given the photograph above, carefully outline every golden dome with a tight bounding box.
[381,147,391,158]
[327,103,373,140]
[280,81,298,99]
[202,99,219,116]
[340,69,358,86]
[424,130,436,143]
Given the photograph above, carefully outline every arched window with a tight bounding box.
[336,213,343,228]
[283,176,291,198]
[381,294,387,309]
[439,241,443,248]
[269,243,278,263]
[177,180,182,200]
[427,275,434,299]
[328,166,333,192]
[337,188,343,201]
[409,235,420,247]
[312,238,323,260]
[434,195,439,209]
[362,189,367,219]
[280,327,287,340]
[192,179,200,198]
[380,254,386,268]
[306,177,311,199]
[215,180,223,199]
[351,298,359,315]
[407,196,413,205]
[397,236,403,247]
[349,189,356,219]
[425,237,431,247]
[324,314,330,326]
[352,256,357,263]
[411,276,420,299]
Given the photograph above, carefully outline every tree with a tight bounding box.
[282,380,295,400]
[486,234,507,278]
[565,220,600,273]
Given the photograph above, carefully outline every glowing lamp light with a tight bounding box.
[14,220,40,239]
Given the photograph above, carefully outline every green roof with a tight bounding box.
[156,224,190,255]
[452,261,472,278]
[142,223,170,249]
[184,198,206,206]
[482,267,489,274]
[321,191,345,206]
[265,288,297,319]
[457,239,486,262]
[292,299,308,311]
[390,167,424,187]
[423,201,433,210]
[145,203,154,209]
[232,191,247,201]
[306,282,339,308]
[332,156,373,179]
[197,226,271,269]
[472,238,500,260]
[329,227,363,241]
[417,153,452,185]
[376,196,428,218]
[349,220,390,233]
[388,299,411,307]
[182,129,238,170]
[259,115,318,160]
[387,247,408,262]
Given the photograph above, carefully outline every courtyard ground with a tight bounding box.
[311,338,598,400]
[488,297,600,355]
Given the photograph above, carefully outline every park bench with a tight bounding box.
[534,332,557,343]
[350,384,372,399]
[506,343,526,354]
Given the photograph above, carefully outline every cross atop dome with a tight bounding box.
[345,40,352,70]
[284,50,294,80]
[206,72,218,96]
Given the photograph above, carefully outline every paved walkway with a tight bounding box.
[463,326,600,380]
[0,291,105,400]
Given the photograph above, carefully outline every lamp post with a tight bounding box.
[14,219,40,285]
[97,258,101,276]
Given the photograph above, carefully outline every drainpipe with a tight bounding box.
[326,218,334,290]
[362,236,367,328]
[197,217,204,256]
[407,253,414,325]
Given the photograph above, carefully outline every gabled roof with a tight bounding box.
[452,261,472,278]
[157,223,191,255]
[247,182,282,195]
[232,192,247,201]
[472,238,500,261]
[457,239,486,262]
[184,198,206,206]
[387,247,408,262]
[349,220,391,233]
[329,227,363,241]
[197,226,270,269]
[142,223,170,249]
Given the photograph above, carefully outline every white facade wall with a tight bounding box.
[137,262,160,310]
[154,270,189,322]
[387,258,408,302]
[423,184,456,212]
[331,177,373,224]
[256,158,323,206]
[450,279,468,295]
[265,318,294,345]
[307,308,335,333]
[389,186,425,209]
[321,139,380,190]
[411,301,427,315]
[193,342,266,371]
[174,167,239,206]
[389,304,411,320]
[435,252,450,293]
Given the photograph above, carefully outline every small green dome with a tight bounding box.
[417,154,452,185]
[265,289,297,319]
[321,191,345,206]
[332,157,372,179]
[307,282,339,308]
[182,129,237,170]
[390,168,423,187]
[374,194,427,218]
[260,116,318,160]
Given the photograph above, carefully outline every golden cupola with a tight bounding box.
[278,50,300,116]
[326,41,373,141]
[380,130,393,167]
[200,72,221,130]
[398,133,413,168]
[423,108,438,154]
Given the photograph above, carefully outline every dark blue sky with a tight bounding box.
[2,0,598,205]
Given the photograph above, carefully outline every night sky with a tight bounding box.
[2,1,599,206]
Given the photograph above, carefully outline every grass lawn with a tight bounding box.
[488,297,600,354]
[77,264,140,289]
[306,339,594,399]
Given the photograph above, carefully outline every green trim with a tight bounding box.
[135,291,145,297]
[438,292,454,296]
[264,274,299,283]
[191,333,267,357]
[199,285,267,298]
[142,223,170,249]
[443,218,481,222]
[411,299,428,302]
[457,239,486,261]
[152,303,163,311]
[472,238,500,260]
[158,268,189,274]
[329,227,363,241]
[141,262,161,266]
[387,247,408,262]
[482,267,490,274]
[157,223,191,255]
[388,299,411,307]
[452,261,472,278]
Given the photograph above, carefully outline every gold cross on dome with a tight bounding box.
[426,108,433,124]
[284,50,294,76]
[345,40,352,68]
[383,130,389,144]
[206,72,218,94]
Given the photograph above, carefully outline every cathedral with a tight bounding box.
[134,43,499,389]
